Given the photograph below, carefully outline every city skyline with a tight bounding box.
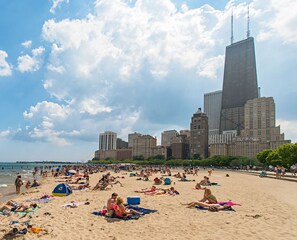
[0,0,296,162]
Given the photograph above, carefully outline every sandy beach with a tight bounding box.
[0,169,297,240]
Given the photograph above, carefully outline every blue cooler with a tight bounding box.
[127,196,140,205]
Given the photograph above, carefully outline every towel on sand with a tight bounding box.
[92,205,157,220]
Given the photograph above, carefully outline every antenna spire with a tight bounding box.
[247,6,250,38]
[231,9,234,44]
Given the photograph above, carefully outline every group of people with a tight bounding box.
[0,200,38,214]
[106,193,142,218]
[135,186,180,196]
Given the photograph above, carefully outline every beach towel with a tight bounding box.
[25,198,53,203]
[92,206,157,220]
[217,201,241,206]
[14,206,41,215]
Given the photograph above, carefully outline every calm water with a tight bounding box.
[0,162,68,202]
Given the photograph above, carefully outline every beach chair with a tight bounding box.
[164,178,171,185]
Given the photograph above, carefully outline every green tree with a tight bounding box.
[193,154,201,160]
[276,143,297,167]
[257,149,272,166]
[266,150,281,166]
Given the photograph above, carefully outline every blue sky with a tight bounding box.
[0,0,296,162]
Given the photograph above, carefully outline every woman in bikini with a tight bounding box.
[113,197,142,218]
[181,189,218,208]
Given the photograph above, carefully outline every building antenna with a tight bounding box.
[247,5,250,38]
[231,8,234,44]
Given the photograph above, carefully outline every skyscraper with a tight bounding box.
[204,90,222,137]
[220,37,259,135]
[190,108,208,159]
[99,131,117,151]
[161,130,178,147]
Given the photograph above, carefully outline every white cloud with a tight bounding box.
[0,50,12,76]
[254,0,297,45]
[4,0,296,148]
[50,0,69,14]
[17,47,45,72]
[23,101,70,120]
[198,55,224,79]
[80,98,112,115]
[21,40,32,48]
[276,119,297,143]
[0,130,11,138]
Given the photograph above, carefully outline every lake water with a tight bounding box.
[0,162,68,202]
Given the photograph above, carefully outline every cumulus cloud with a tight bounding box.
[0,50,12,76]
[254,0,297,45]
[21,40,32,48]
[4,0,295,147]
[17,47,45,72]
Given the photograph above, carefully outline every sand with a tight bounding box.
[0,169,297,240]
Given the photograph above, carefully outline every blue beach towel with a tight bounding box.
[92,206,157,220]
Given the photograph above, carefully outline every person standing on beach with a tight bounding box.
[15,175,23,194]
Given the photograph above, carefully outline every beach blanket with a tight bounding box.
[217,201,241,206]
[14,206,41,215]
[25,198,53,203]
[92,206,157,220]
[195,205,236,212]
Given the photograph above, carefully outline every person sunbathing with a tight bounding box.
[135,186,157,193]
[144,189,167,195]
[72,183,90,190]
[0,202,37,212]
[113,197,142,217]
[199,176,211,186]
[181,189,217,208]
[199,189,217,204]
[195,183,206,190]
[194,202,232,211]
[167,187,180,195]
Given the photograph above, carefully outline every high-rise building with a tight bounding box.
[99,131,117,150]
[210,97,291,158]
[161,130,178,147]
[241,97,286,142]
[190,108,208,159]
[128,132,142,148]
[132,135,157,159]
[220,37,259,135]
[204,90,222,137]
[116,138,128,149]
[171,134,190,159]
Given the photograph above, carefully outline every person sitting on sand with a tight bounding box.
[25,180,31,189]
[106,192,118,217]
[199,189,217,204]
[113,197,142,217]
[199,176,211,186]
[195,183,206,190]
[181,189,217,208]
[167,187,180,195]
[31,179,40,187]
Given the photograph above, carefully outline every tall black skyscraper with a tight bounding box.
[219,37,259,134]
